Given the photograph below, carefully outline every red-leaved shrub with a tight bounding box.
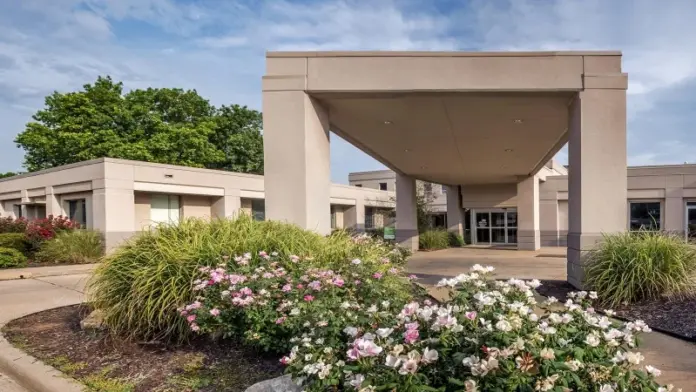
[0,217,28,234]
[25,215,80,249]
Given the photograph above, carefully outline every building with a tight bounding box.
[349,162,696,246]
[262,50,628,287]
[0,158,394,250]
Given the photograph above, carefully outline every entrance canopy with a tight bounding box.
[262,51,628,288]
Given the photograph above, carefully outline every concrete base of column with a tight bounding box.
[567,232,606,288]
[517,231,541,250]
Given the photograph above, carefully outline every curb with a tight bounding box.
[0,264,97,281]
[0,333,84,392]
[596,310,696,344]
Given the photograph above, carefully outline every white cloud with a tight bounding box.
[0,0,695,178]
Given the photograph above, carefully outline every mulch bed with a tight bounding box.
[538,280,696,341]
[2,305,283,392]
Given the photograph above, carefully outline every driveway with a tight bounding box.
[407,247,567,285]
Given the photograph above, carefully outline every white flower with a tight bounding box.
[399,359,419,374]
[495,319,512,332]
[599,385,615,392]
[589,291,598,299]
[367,305,378,313]
[557,338,571,347]
[626,351,644,365]
[605,309,616,316]
[385,354,401,368]
[464,380,478,392]
[336,360,345,367]
[318,364,332,379]
[304,354,313,361]
[391,344,405,355]
[561,313,573,324]
[462,355,480,367]
[645,365,662,377]
[381,300,390,308]
[340,302,351,309]
[349,374,365,388]
[584,333,601,347]
[351,259,361,265]
[528,279,542,288]
[422,348,439,364]
[537,374,559,391]
[290,308,300,316]
[566,360,583,371]
[323,347,333,354]
[376,328,393,338]
[539,348,555,360]
[343,326,358,337]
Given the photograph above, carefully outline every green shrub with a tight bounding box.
[447,231,465,247]
[34,230,104,264]
[0,233,28,253]
[418,230,449,250]
[584,231,696,307]
[89,216,410,343]
[0,247,28,268]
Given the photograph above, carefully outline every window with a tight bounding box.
[150,194,180,224]
[629,201,661,231]
[365,207,374,229]
[68,199,87,226]
[423,183,433,194]
[330,205,336,229]
[379,182,387,191]
[13,204,22,218]
[251,199,265,221]
[355,184,363,188]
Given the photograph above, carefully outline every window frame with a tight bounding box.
[627,200,663,232]
[379,182,387,191]
[67,198,88,227]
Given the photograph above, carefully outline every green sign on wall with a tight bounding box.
[384,226,396,240]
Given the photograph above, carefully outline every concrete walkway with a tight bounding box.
[0,272,88,392]
[0,263,97,281]
[407,247,567,284]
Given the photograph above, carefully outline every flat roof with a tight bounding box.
[267,50,623,58]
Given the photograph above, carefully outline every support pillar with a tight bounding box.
[263,89,331,235]
[517,175,540,250]
[93,188,135,252]
[344,198,365,232]
[45,187,61,218]
[212,193,242,219]
[396,173,418,251]
[539,196,560,246]
[664,186,685,235]
[567,86,627,288]
[445,185,463,237]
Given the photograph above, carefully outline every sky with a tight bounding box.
[1,0,696,183]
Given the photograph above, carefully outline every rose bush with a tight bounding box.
[181,236,415,352]
[25,215,79,249]
[282,265,679,392]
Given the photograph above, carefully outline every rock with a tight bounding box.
[80,309,105,330]
[245,375,300,392]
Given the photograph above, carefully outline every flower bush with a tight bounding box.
[0,217,27,234]
[282,265,678,392]
[181,245,416,353]
[25,215,80,249]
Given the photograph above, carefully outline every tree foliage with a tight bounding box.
[0,172,20,179]
[15,76,264,174]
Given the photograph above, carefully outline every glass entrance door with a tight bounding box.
[687,202,696,241]
[473,209,517,245]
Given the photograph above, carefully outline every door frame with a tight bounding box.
[471,208,518,245]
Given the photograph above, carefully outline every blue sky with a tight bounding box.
[1,0,696,183]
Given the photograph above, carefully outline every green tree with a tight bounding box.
[14,76,264,173]
[0,172,20,179]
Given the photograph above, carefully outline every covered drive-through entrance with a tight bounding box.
[262,51,628,288]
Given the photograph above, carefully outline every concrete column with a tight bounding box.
[664,175,685,235]
[445,185,463,237]
[19,190,29,219]
[344,199,365,231]
[212,194,242,219]
[45,187,61,218]
[263,90,331,235]
[93,188,135,252]
[567,87,627,288]
[396,173,418,251]
[517,175,540,250]
[539,198,560,246]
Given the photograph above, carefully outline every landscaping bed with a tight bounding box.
[538,279,696,340]
[2,305,283,392]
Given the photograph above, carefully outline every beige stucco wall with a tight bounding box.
[181,194,212,219]
[461,183,517,208]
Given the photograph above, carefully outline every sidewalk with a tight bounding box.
[0,263,97,281]
[0,272,88,392]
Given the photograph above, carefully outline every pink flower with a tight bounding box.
[190,323,200,332]
[381,258,391,264]
[309,280,322,290]
[259,251,268,257]
[275,317,287,324]
[282,284,292,292]
[373,272,383,280]
[354,280,361,285]
[262,272,274,279]
[332,278,345,287]
[296,284,304,289]
[304,295,315,302]
[408,274,418,280]
[209,308,221,317]
[228,274,246,285]
[280,356,291,365]
[389,268,398,274]
[403,328,419,344]
[465,311,477,321]
[290,255,300,263]
[423,299,432,306]
[239,287,253,296]
[187,315,197,323]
